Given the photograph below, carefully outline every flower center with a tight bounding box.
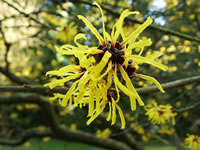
[97,41,136,78]
[158,110,164,116]
[97,41,124,64]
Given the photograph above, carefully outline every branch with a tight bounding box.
[0,130,52,146]
[0,94,132,150]
[99,114,144,150]
[0,21,11,70]
[2,0,49,29]
[176,101,200,112]
[137,75,200,95]
[0,66,30,85]
[0,75,199,95]
[69,0,200,43]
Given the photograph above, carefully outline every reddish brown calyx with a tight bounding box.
[97,41,136,78]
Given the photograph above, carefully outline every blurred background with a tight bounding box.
[0,0,200,150]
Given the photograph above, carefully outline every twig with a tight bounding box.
[2,0,49,29]
[137,75,200,95]
[0,21,11,70]
[98,114,144,150]
[0,130,52,146]
[176,101,200,112]
[3,25,41,29]
[0,75,199,95]
[0,94,132,150]
[0,66,30,85]
[69,0,200,43]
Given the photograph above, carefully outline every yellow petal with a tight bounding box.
[94,86,101,115]
[78,15,104,44]
[88,90,94,116]
[115,104,126,129]
[47,73,81,89]
[136,73,165,93]
[106,102,112,121]
[105,71,113,90]
[146,51,163,60]
[55,45,76,55]
[97,61,112,80]
[128,55,168,71]
[122,17,153,46]
[90,51,111,79]
[86,47,104,54]
[112,10,140,44]
[67,97,72,111]
[111,23,117,43]
[120,26,126,42]
[78,71,90,92]
[105,31,112,42]
[75,91,85,104]
[86,101,107,125]
[111,98,116,125]
[124,39,152,52]
[113,65,134,102]
[49,93,65,101]
[46,65,81,76]
[79,56,96,69]
[112,66,120,102]
[93,2,106,42]
[138,47,145,57]
[119,65,144,109]
[124,39,151,56]
[74,33,88,49]
[58,45,102,56]
[172,117,176,125]
[60,80,79,107]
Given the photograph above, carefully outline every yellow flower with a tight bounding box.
[183,111,189,118]
[70,123,77,131]
[55,22,78,43]
[24,142,31,148]
[142,132,152,142]
[25,104,38,109]
[130,123,145,134]
[16,105,23,111]
[144,101,177,125]
[125,113,135,121]
[184,134,200,150]
[142,135,149,142]
[159,125,174,135]
[46,2,167,129]
[37,125,47,131]
[10,113,18,119]
[166,0,178,9]
[42,136,51,142]
[96,128,112,138]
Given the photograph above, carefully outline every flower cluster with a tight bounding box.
[96,128,112,138]
[184,134,200,150]
[45,2,168,129]
[159,125,174,135]
[144,101,177,125]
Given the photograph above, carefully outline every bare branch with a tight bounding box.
[176,101,200,112]
[0,66,30,85]
[137,75,200,95]
[99,114,144,150]
[2,0,49,29]
[0,94,132,150]
[0,75,199,95]
[0,21,11,70]
[0,130,52,146]
[69,0,200,43]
